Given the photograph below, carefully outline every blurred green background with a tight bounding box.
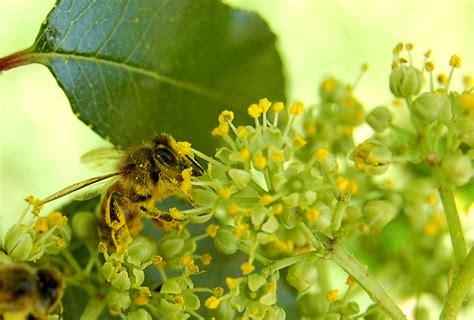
[0,0,472,318]
[1,0,472,242]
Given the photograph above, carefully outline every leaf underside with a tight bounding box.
[28,0,286,152]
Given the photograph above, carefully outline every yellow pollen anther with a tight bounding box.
[449,55,462,68]
[361,63,369,72]
[393,42,403,54]
[425,61,434,72]
[267,282,277,292]
[226,203,241,215]
[204,296,220,309]
[271,150,284,163]
[322,78,336,92]
[206,224,219,238]
[272,203,284,215]
[292,136,307,149]
[170,207,184,220]
[424,49,432,58]
[236,126,249,137]
[461,93,474,112]
[463,76,473,90]
[175,141,191,157]
[437,73,448,85]
[326,289,339,302]
[399,57,408,64]
[211,122,229,137]
[218,187,232,199]
[248,103,263,118]
[218,110,234,124]
[202,253,212,266]
[342,126,353,136]
[233,223,248,237]
[253,155,268,170]
[272,101,284,113]
[315,147,330,160]
[212,287,224,297]
[259,194,273,206]
[346,276,357,287]
[405,43,413,51]
[258,98,271,112]
[34,217,49,233]
[426,192,437,204]
[226,277,238,289]
[174,295,185,307]
[181,255,194,267]
[289,102,304,116]
[306,208,320,222]
[47,211,68,226]
[240,261,255,275]
[239,148,251,161]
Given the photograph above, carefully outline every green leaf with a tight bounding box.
[1,0,285,152]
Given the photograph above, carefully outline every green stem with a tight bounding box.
[299,222,322,251]
[438,186,467,267]
[79,296,106,320]
[440,247,474,320]
[314,232,406,320]
[263,251,318,275]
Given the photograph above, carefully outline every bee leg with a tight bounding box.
[139,207,182,228]
[103,191,133,250]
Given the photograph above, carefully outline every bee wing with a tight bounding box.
[37,171,125,206]
[70,175,120,201]
[80,147,125,172]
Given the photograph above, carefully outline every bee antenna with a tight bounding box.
[186,155,205,173]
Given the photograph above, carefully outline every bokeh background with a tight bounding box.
[0,0,473,316]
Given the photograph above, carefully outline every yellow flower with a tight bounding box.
[315,147,330,160]
[174,295,185,308]
[248,103,262,118]
[241,261,255,275]
[326,289,339,302]
[237,126,249,137]
[272,203,284,215]
[205,296,220,309]
[212,287,224,297]
[259,194,273,207]
[181,255,194,267]
[259,98,272,112]
[289,102,304,115]
[272,101,284,113]
[47,211,68,226]
[218,110,234,124]
[449,54,462,68]
[202,254,212,266]
[226,203,241,215]
[211,122,230,137]
[226,277,239,289]
[240,148,251,161]
[34,216,49,233]
[306,208,320,222]
[292,136,307,149]
[346,276,357,287]
[253,155,267,170]
[206,224,219,238]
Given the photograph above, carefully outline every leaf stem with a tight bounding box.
[0,49,34,71]
[79,295,106,320]
[440,247,474,320]
[438,185,467,267]
[314,232,406,320]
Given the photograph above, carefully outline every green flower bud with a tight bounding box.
[389,65,422,98]
[319,77,346,104]
[127,308,152,320]
[71,211,98,242]
[286,259,318,292]
[414,307,430,320]
[362,200,396,232]
[353,140,392,175]
[111,269,131,290]
[127,236,157,266]
[101,261,115,282]
[4,224,34,261]
[366,106,392,132]
[183,292,200,311]
[280,208,301,229]
[410,92,451,124]
[159,238,185,258]
[160,279,182,294]
[107,289,131,314]
[441,154,473,187]
[228,169,251,189]
[214,225,239,255]
[131,268,145,287]
[192,189,218,208]
[364,304,389,320]
[261,215,279,233]
[297,293,327,317]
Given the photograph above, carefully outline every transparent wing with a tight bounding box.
[71,175,120,201]
[80,147,125,172]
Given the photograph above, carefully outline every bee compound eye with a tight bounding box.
[157,147,177,166]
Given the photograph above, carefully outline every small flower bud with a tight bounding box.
[72,211,98,242]
[127,236,157,266]
[366,106,392,132]
[214,225,239,255]
[389,65,422,98]
[4,224,35,261]
[297,293,327,317]
[107,289,131,314]
[111,269,131,291]
[441,154,472,187]
[362,200,396,232]
[159,238,185,258]
[410,92,451,124]
[286,259,318,292]
[127,308,152,320]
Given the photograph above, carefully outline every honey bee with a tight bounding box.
[0,263,64,320]
[28,133,204,250]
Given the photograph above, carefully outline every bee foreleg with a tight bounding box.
[139,206,182,225]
